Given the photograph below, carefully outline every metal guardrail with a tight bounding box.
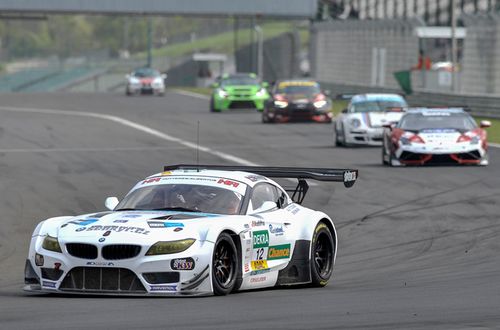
[322,82,500,119]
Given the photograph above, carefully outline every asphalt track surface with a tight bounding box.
[0,91,499,330]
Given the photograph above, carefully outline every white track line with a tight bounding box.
[172,89,210,100]
[0,105,258,165]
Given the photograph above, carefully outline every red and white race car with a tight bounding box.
[382,108,491,166]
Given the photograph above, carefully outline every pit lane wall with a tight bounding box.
[311,16,500,118]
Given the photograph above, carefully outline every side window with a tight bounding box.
[250,183,279,212]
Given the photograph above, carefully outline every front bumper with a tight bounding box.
[214,95,267,111]
[25,240,214,296]
[345,127,384,145]
[394,145,487,165]
[265,105,332,123]
[128,84,165,95]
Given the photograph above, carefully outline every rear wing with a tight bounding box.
[163,164,358,205]
[163,164,358,188]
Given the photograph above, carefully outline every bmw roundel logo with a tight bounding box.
[99,238,105,243]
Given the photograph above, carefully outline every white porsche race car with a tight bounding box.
[24,165,358,296]
[334,93,407,146]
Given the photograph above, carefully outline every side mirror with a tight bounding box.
[250,201,277,214]
[105,197,119,211]
[341,108,348,114]
[261,82,269,88]
[323,90,331,97]
[211,82,219,88]
[480,120,491,128]
[161,73,167,79]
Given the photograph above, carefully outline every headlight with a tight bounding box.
[152,78,163,86]
[313,100,327,109]
[217,89,229,98]
[350,118,361,128]
[146,239,196,255]
[42,235,62,253]
[274,100,288,108]
[129,78,140,85]
[256,88,267,98]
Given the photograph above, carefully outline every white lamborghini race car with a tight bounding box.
[24,165,358,296]
[382,108,491,166]
[334,93,407,146]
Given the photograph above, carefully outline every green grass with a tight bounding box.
[136,22,298,60]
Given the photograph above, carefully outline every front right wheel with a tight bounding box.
[212,232,238,295]
[310,222,335,287]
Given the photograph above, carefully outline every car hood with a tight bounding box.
[349,112,404,128]
[56,211,224,243]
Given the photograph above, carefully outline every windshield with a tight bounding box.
[115,184,243,215]
[398,113,477,132]
[133,68,161,78]
[276,84,321,97]
[351,100,407,113]
[221,76,260,86]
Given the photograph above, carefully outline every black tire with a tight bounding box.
[212,232,239,295]
[382,145,389,165]
[334,124,341,146]
[210,96,219,112]
[311,222,335,287]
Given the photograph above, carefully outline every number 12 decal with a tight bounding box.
[256,248,265,260]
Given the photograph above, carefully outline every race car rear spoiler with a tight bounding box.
[163,164,358,188]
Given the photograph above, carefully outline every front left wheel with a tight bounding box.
[310,222,335,287]
[212,232,239,295]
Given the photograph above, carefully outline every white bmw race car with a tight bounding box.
[24,165,358,296]
[334,93,407,146]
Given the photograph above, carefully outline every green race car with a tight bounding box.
[210,73,270,112]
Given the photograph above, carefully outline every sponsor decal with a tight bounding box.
[244,263,250,272]
[103,231,111,237]
[174,227,183,232]
[87,261,115,266]
[252,230,269,248]
[250,268,270,276]
[245,175,265,182]
[42,281,57,288]
[69,219,99,226]
[251,220,265,227]
[250,276,267,283]
[150,285,177,292]
[251,260,268,270]
[268,244,291,260]
[74,225,150,235]
[171,258,195,270]
[113,219,128,223]
[286,204,300,215]
[269,224,284,236]
[161,171,172,176]
[122,214,142,218]
[344,171,357,182]
[142,177,161,185]
[147,221,185,229]
[217,178,240,188]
